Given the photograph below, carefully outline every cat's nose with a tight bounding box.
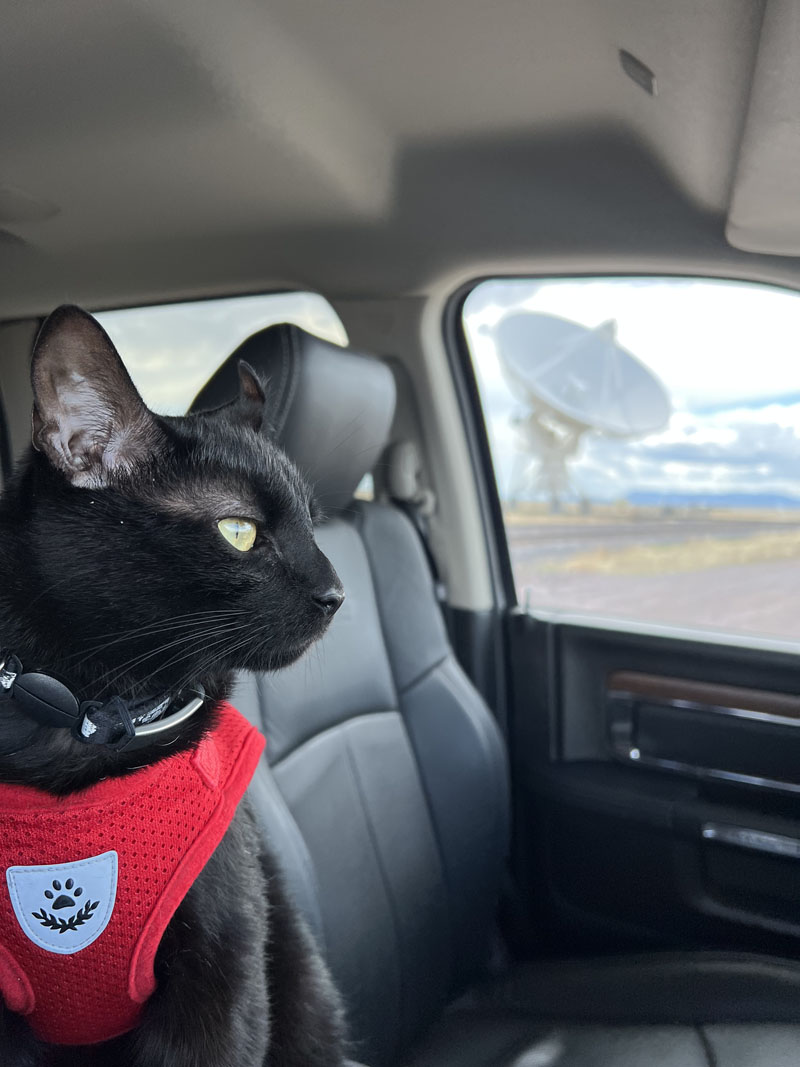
[312,586,345,618]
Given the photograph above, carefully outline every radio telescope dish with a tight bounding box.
[496,313,670,436]
[493,312,671,508]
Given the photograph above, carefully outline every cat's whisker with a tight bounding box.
[143,624,255,682]
[91,621,247,677]
[91,621,251,693]
[70,608,249,648]
[319,414,363,459]
[25,570,91,610]
[173,627,279,692]
[68,610,249,665]
[97,626,250,687]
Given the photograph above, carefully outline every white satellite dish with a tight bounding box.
[494,312,671,508]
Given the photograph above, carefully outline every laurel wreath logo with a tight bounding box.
[32,899,99,934]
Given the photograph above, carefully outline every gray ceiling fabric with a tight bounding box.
[726,0,800,256]
[3,0,795,317]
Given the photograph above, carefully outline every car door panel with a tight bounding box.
[450,275,800,967]
[507,613,800,960]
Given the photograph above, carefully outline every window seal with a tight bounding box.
[442,283,517,610]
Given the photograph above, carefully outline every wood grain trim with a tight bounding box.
[607,671,800,721]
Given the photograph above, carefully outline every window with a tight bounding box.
[463,277,800,641]
[96,292,347,415]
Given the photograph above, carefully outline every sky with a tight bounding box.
[463,278,800,506]
[96,292,348,415]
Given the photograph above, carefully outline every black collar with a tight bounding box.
[0,653,205,752]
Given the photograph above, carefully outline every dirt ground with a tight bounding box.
[505,513,800,640]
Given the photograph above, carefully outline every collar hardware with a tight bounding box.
[0,655,20,691]
[0,651,205,751]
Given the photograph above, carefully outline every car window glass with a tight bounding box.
[96,292,347,415]
[463,276,800,642]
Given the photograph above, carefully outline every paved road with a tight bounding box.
[507,519,800,640]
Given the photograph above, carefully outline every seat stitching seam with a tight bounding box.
[356,506,452,698]
[270,708,399,768]
[400,657,509,835]
[695,1024,718,1067]
[353,503,429,704]
[272,324,296,437]
[393,718,457,997]
[397,653,450,696]
[342,732,405,1063]
[250,778,328,953]
[282,325,301,430]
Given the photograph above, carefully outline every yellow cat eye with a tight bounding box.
[217,518,257,552]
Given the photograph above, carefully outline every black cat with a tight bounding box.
[0,306,348,1066]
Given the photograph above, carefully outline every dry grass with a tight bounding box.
[502,502,800,526]
[547,529,800,576]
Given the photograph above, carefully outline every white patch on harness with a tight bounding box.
[6,850,118,954]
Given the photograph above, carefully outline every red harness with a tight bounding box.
[0,702,264,1046]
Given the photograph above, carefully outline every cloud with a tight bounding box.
[98,293,347,414]
[466,279,800,505]
[487,404,800,503]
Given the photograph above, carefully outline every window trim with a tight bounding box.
[443,282,517,611]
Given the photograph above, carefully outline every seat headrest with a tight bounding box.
[190,324,396,513]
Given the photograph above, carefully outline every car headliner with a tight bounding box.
[3,0,800,317]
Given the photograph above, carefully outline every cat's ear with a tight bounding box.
[236,360,268,431]
[238,360,266,405]
[31,305,164,487]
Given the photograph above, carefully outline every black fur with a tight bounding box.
[0,307,348,1065]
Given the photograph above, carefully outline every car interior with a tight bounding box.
[5,1,800,1065]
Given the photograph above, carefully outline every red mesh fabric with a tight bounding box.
[0,702,264,1045]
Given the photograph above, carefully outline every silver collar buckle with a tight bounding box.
[0,655,18,692]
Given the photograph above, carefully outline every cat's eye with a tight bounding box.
[217,518,257,552]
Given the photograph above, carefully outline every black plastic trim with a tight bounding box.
[449,606,504,728]
[442,284,517,609]
[0,383,11,481]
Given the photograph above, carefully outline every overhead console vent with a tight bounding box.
[727,0,800,255]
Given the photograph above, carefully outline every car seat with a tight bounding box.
[192,325,800,1067]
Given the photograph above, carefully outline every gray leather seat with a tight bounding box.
[192,325,800,1067]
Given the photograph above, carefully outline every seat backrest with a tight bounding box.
[193,325,510,1066]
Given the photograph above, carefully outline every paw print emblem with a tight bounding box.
[44,877,83,910]
[32,877,99,934]
[7,851,117,955]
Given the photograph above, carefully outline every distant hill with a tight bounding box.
[627,491,800,510]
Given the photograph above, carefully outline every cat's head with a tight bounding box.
[18,304,343,696]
